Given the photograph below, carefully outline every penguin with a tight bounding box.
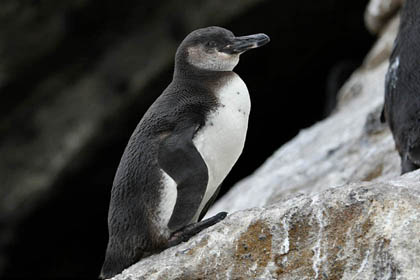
[382,0,420,174]
[100,26,270,279]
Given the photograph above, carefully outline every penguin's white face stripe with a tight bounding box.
[192,74,250,222]
[186,46,239,71]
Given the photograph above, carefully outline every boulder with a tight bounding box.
[113,171,420,280]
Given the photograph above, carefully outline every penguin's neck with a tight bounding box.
[173,66,237,97]
[174,63,233,82]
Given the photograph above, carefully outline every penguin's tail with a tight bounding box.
[409,143,420,166]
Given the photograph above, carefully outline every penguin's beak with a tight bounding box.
[220,33,270,54]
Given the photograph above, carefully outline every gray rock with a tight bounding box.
[113,171,420,280]
[364,0,403,34]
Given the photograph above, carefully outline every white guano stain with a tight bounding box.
[280,216,290,254]
[352,250,370,279]
[311,194,327,279]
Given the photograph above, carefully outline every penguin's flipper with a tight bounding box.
[158,122,208,232]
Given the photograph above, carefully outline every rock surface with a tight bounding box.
[111,1,420,279]
[114,171,420,280]
[364,0,403,34]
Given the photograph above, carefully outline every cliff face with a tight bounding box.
[111,1,420,279]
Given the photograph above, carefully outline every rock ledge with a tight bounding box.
[113,171,420,280]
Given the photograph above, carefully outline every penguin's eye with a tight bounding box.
[206,41,217,48]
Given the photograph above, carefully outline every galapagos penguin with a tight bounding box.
[100,26,270,278]
[382,0,420,174]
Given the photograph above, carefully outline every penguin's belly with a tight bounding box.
[192,74,250,221]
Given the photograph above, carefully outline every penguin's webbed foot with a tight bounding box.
[168,212,227,247]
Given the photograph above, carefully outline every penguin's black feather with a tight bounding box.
[383,0,420,174]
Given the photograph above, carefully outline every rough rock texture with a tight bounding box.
[114,171,420,280]
[109,1,420,279]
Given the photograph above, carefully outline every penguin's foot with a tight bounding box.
[168,212,228,247]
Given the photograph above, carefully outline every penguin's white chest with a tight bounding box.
[192,74,250,221]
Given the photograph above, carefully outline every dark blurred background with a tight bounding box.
[0,0,374,278]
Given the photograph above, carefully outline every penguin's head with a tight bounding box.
[175,26,270,72]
